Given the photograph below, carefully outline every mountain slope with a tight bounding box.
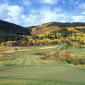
[0,21,85,46]
[0,20,30,42]
[31,22,85,36]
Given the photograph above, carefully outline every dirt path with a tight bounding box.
[16,46,57,52]
[39,46,57,49]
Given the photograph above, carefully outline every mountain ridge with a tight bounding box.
[0,20,85,46]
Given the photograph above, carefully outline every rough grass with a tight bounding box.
[67,47,85,55]
[0,47,12,52]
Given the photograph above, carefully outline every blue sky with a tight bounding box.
[0,0,85,27]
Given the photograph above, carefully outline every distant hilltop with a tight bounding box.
[31,22,85,36]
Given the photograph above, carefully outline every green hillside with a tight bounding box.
[0,20,31,42]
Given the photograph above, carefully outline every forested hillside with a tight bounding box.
[32,22,85,35]
[31,22,85,47]
[0,20,31,42]
[0,21,85,47]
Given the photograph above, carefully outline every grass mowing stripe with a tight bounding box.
[20,55,27,65]
[16,53,25,65]
[0,77,85,85]
[9,51,24,65]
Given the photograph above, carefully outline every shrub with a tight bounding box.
[73,58,85,65]
[65,57,74,64]
[73,58,80,65]
[14,48,18,50]
[79,58,85,65]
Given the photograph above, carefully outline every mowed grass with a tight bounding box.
[0,64,85,85]
[0,45,85,85]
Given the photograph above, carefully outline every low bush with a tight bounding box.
[65,57,85,65]
[65,57,74,64]
[73,58,80,65]
[79,58,85,65]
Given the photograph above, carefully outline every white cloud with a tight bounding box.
[0,3,25,25]
[6,5,24,25]
[0,3,68,26]
[68,0,80,4]
[72,15,85,22]
[24,7,72,26]
[78,3,85,15]
[24,8,85,26]
[81,11,85,15]
[22,0,31,6]
[0,1,85,27]
[38,8,64,23]
[62,0,66,4]
[79,3,85,9]
[38,0,59,5]
[7,5,23,17]
[0,4,8,19]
